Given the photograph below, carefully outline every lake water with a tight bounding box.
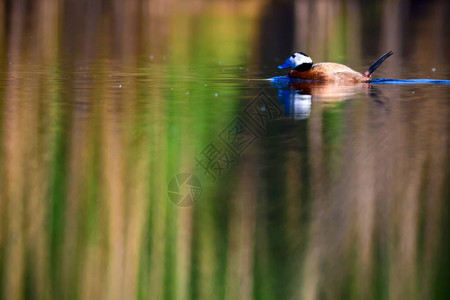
[0,0,449,299]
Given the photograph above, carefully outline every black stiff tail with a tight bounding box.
[363,51,393,77]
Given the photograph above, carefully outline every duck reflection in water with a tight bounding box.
[272,79,371,120]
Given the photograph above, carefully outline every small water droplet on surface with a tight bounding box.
[204,84,207,86]
[214,93,218,97]
[431,68,436,72]
[119,84,122,88]
[186,91,190,95]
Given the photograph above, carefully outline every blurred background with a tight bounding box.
[0,0,449,299]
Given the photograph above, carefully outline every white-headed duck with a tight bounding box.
[278,51,393,83]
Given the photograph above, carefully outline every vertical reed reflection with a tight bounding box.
[0,0,449,300]
[2,0,25,297]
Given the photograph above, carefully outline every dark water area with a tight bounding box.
[0,0,449,299]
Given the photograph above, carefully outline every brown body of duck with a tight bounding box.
[278,51,393,83]
[289,63,369,83]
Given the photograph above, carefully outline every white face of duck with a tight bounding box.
[278,52,313,71]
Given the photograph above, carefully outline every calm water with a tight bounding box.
[0,0,449,299]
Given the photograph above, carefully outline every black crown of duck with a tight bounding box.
[278,51,393,83]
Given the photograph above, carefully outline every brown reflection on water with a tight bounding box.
[289,81,370,101]
[0,0,449,300]
[302,86,448,299]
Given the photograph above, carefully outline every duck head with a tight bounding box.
[278,52,313,71]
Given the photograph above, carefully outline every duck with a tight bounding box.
[278,51,393,83]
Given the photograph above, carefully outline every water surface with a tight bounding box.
[0,0,449,299]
